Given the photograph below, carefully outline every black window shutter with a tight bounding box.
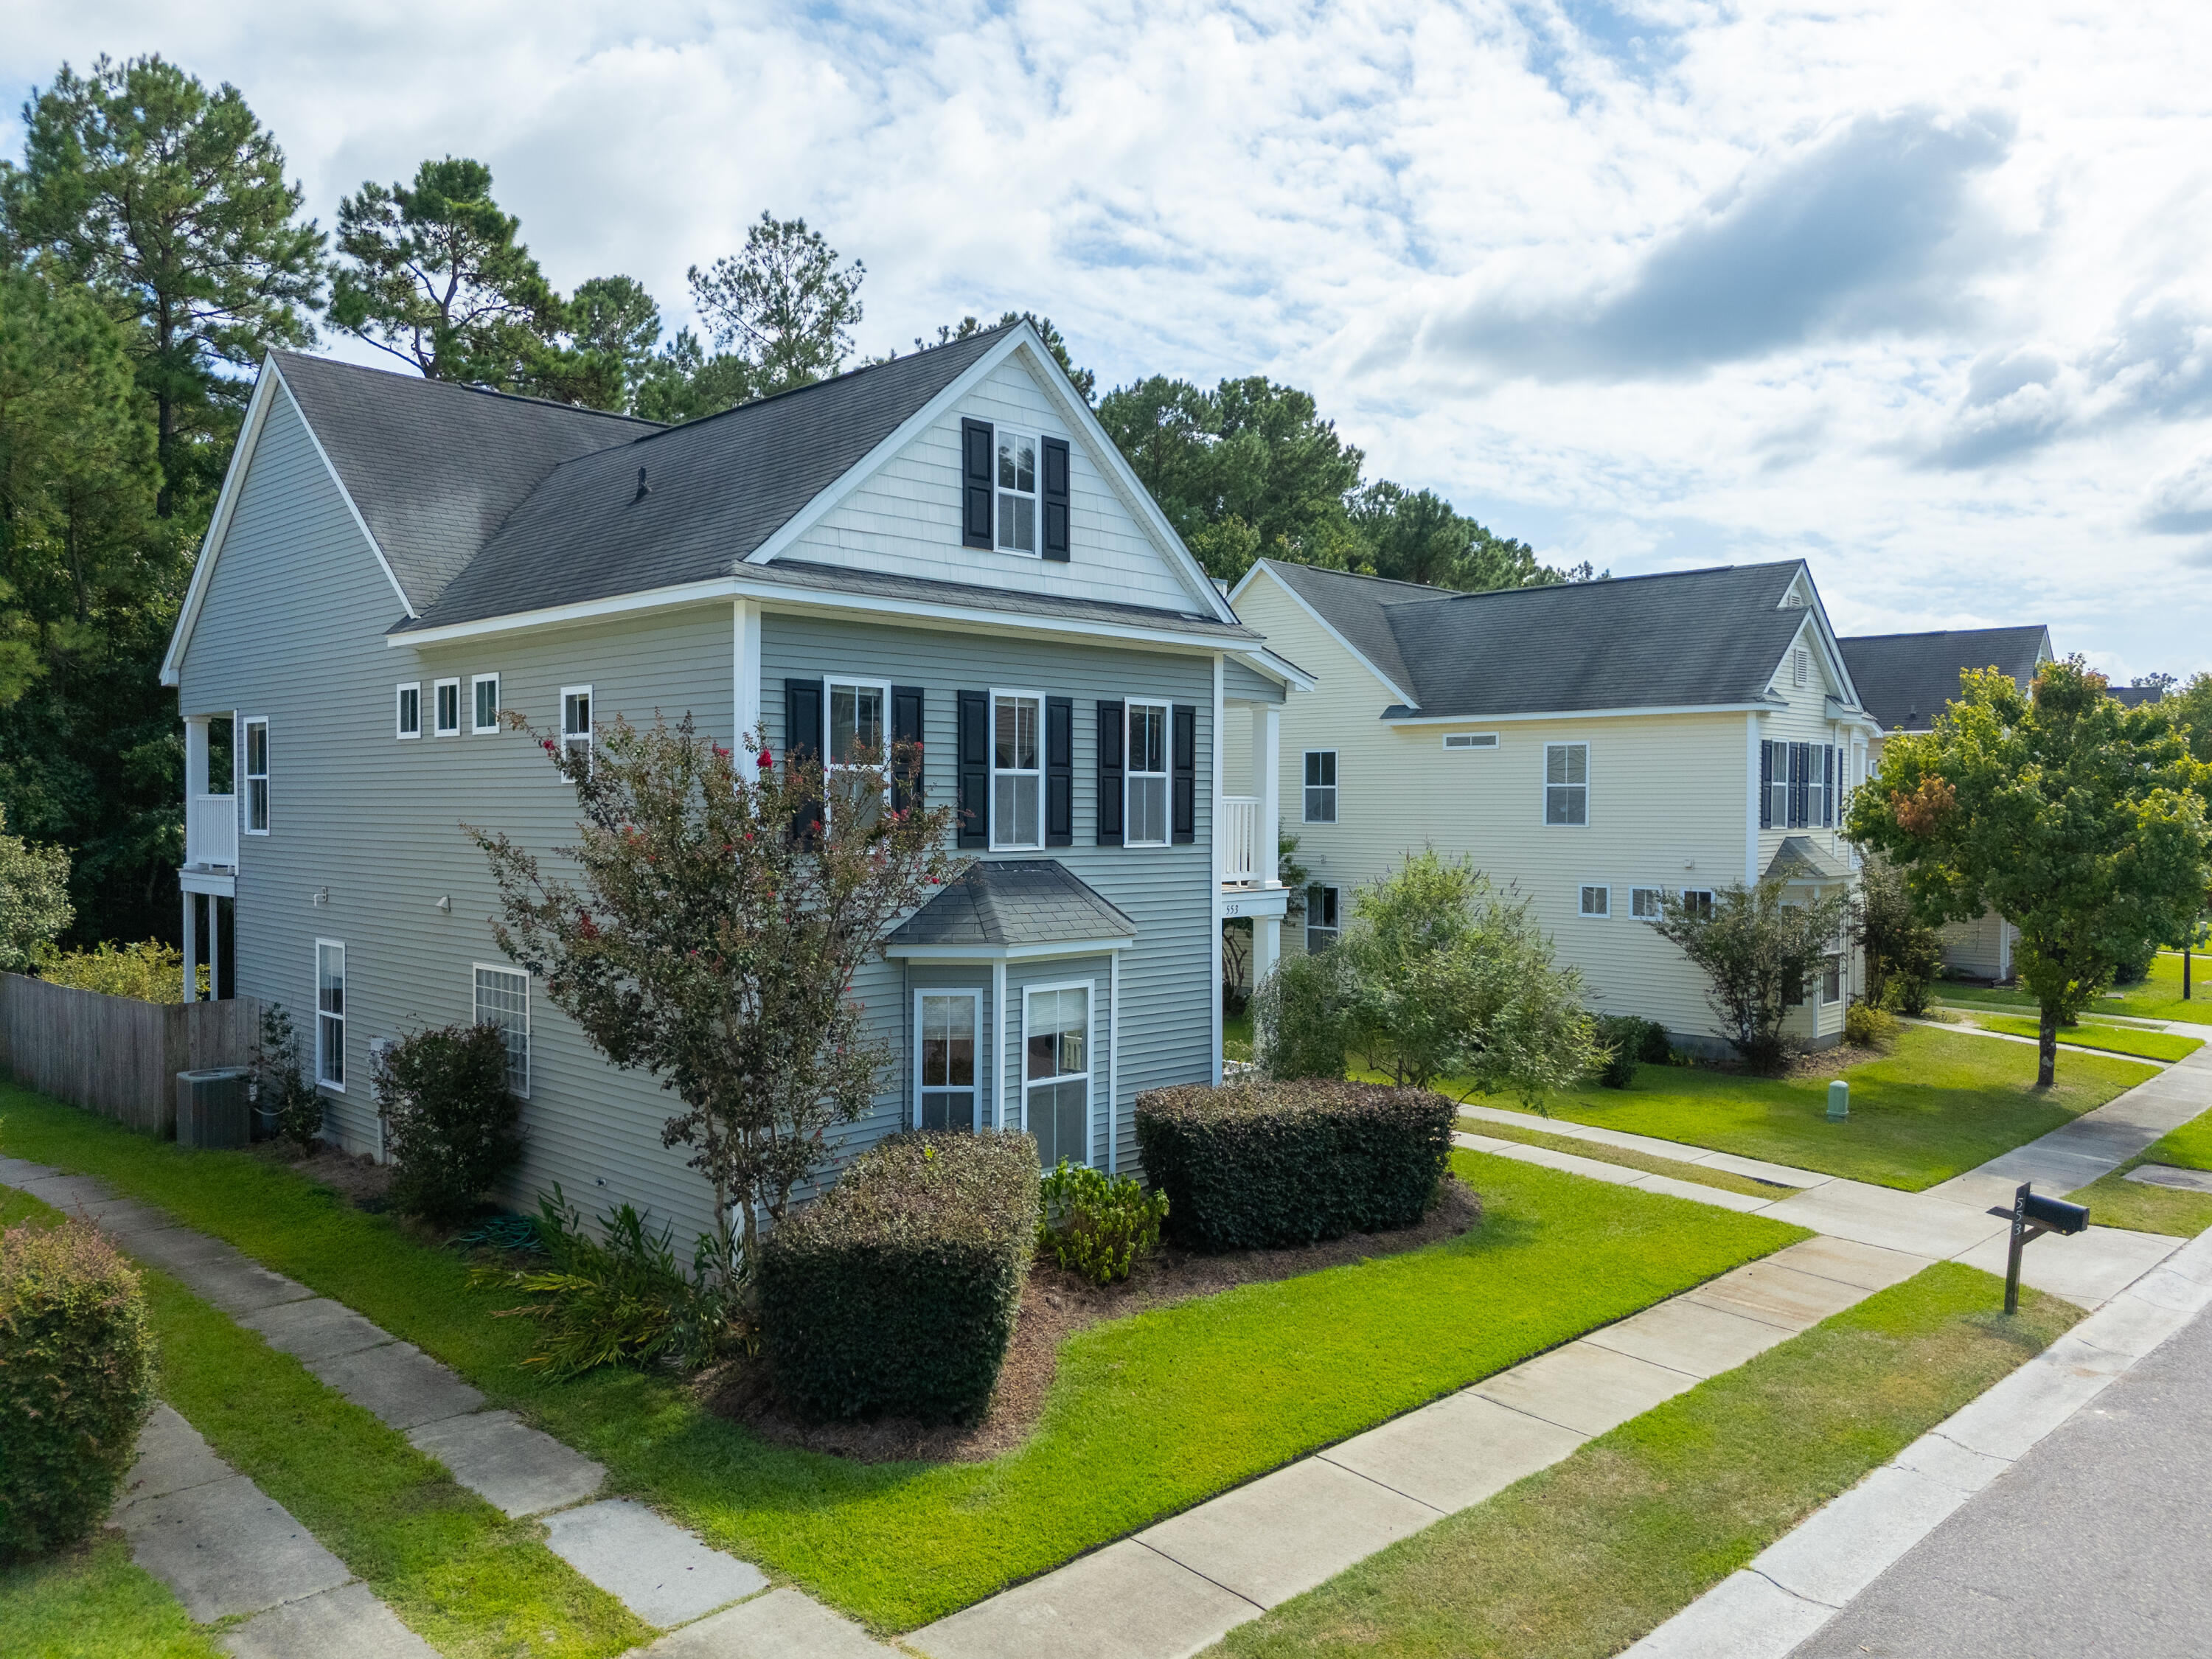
[1045,697,1073,845]
[1790,741,1809,830]
[1823,745,1835,827]
[891,684,924,813]
[1041,437,1071,561]
[1171,703,1197,845]
[961,419,994,549]
[1096,700,1124,846]
[956,690,989,848]
[785,678,825,844]
[1759,740,1773,830]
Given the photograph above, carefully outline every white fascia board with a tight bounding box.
[1230,645,1318,694]
[1781,565,1866,714]
[1384,701,1776,728]
[884,936,1135,962]
[744,324,1237,626]
[1237,562,1417,707]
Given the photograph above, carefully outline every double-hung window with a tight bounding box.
[1303,751,1337,824]
[1579,884,1610,919]
[1545,742,1588,824]
[1125,701,1169,846]
[396,684,421,740]
[1761,740,1837,830]
[917,990,979,1132]
[991,692,1043,849]
[471,672,501,734]
[474,964,530,1097]
[1680,888,1716,921]
[1023,984,1091,1169]
[997,430,1039,554]
[1306,884,1340,953]
[561,686,592,771]
[1630,886,1663,919]
[314,941,344,1089]
[243,717,270,834]
[827,678,889,824]
[434,678,462,736]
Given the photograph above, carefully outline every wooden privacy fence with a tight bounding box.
[0,973,261,1135]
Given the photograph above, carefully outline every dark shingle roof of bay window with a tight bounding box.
[1835,626,2052,733]
[888,860,1137,950]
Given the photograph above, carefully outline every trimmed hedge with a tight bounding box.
[1135,1080,1453,1251]
[1,1219,156,1559]
[760,1131,1039,1423]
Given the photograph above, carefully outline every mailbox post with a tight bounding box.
[1986,1182,2089,1314]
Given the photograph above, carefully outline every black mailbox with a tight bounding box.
[1985,1181,2092,1314]
[2021,1191,2089,1236]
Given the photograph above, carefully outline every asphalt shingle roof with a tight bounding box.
[1835,627,2051,733]
[888,859,1138,950]
[1264,559,1820,717]
[1765,835,1849,882]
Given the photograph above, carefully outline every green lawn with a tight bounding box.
[1478,1025,2157,1192]
[1224,1009,1255,1064]
[1970,1015,2202,1063]
[1208,1262,2078,1659]
[1939,950,2212,1026]
[1454,1116,1788,1200]
[0,1088,1803,1632]
[0,1533,226,1659]
[2066,1105,2212,1237]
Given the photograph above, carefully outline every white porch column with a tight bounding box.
[1251,914,1280,992]
[181,891,198,1003]
[1251,703,1281,882]
[733,600,762,749]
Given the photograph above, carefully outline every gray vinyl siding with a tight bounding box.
[173,390,1217,1243]
[1222,655,1286,703]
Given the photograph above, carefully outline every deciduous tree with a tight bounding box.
[1652,879,1851,1074]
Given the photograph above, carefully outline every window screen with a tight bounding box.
[474,966,529,1097]
[1545,743,1587,825]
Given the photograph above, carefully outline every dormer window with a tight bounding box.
[961,417,1071,561]
[997,430,1037,554]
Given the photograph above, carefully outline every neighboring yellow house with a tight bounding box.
[1836,625,2053,981]
[1225,558,1879,1054]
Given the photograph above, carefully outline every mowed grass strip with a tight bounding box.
[0,1092,1804,1632]
[1455,1117,1789,1199]
[1969,1015,2202,1063]
[1208,1262,2079,1659]
[1941,951,2212,1027]
[2066,1105,2212,1238]
[1475,1025,2156,1192]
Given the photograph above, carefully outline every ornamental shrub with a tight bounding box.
[1037,1160,1168,1285]
[375,1023,525,1225]
[1,1220,156,1559]
[759,1130,1038,1422]
[1591,1015,1673,1088]
[1843,1000,1899,1048]
[1135,1080,1453,1252]
[252,1002,323,1148]
[39,940,205,1002]
[1252,950,1350,1081]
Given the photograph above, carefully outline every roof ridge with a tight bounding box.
[1838,625,2047,643]
[271,349,662,430]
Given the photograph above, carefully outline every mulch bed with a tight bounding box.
[699,1175,1482,1464]
[257,1139,395,1209]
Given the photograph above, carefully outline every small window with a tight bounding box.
[1630,886,1663,919]
[434,678,462,736]
[474,964,529,1097]
[561,686,592,771]
[1303,750,1338,824]
[1579,884,1610,919]
[996,429,1038,554]
[1545,742,1587,825]
[1681,888,1715,921]
[243,717,270,834]
[395,684,421,740]
[827,679,887,772]
[1441,732,1499,751]
[1822,953,1844,1006]
[918,990,979,1132]
[991,692,1043,849]
[1024,984,1091,1169]
[315,940,344,1089]
[472,672,501,734]
[1306,883,1340,953]
[1126,701,1169,847]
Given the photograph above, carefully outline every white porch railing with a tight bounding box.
[1220,795,1266,885]
[187,793,237,869]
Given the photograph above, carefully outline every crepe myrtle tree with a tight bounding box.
[1651,878,1851,1074]
[470,711,962,1294]
[1848,657,2210,1086]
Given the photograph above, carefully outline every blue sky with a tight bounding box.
[9,0,2210,678]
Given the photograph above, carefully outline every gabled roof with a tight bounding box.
[1765,835,1849,883]
[1836,626,2052,733]
[2109,684,2165,709]
[886,859,1137,953]
[1251,559,1831,719]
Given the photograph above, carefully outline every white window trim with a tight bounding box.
[912,987,982,1132]
[1578,882,1612,919]
[433,677,462,737]
[560,684,594,773]
[1681,887,1716,919]
[394,682,421,740]
[1629,885,1664,920]
[989,686,1046,852]
[1441,731,1499,751]
[1305,883,1341,953]
[1021,978,1094,1165]
[824,672,893,774]
[1543,741,1590,827]
[314,939,344,1092]
[1302,748,1338,825]
[242,715,270,835]
[995,426,1042,557]
[1124,698,1172,849]
[473,961,531,1099]
[470,672,501,735]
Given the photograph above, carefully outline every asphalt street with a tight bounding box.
[1790,1295,2212,1658]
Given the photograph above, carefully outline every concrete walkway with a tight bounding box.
[0,1156,893,1659]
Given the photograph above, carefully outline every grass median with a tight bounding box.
[1207,1260,2079,1659]
[2066,1106,2212,1237]
[1454,1116,1790,1199]
[1967,1015,2202,1063]
[1,1088,1804,1632]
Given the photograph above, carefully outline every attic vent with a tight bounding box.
[634,466,650,501]
[1792,648,1809,686]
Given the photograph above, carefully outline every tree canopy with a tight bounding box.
[686,213,863,397]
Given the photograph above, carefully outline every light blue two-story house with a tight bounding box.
[161,322,1306,1237]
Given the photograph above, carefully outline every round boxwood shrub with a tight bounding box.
[759,1130,1039,1423]
[1,1219,156,1559]
[1135,1079,1453,1251]
[374,1023,525,1225]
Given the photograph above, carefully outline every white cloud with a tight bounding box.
[7,0,2211,679]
